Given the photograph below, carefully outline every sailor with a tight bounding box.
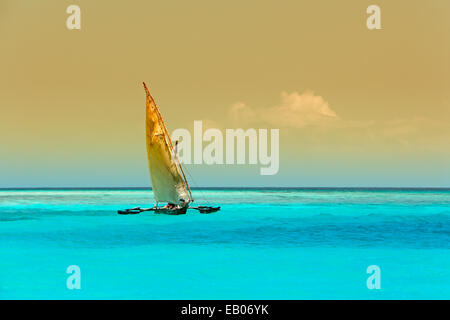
[163,203,176,209]
[179,199,187,208]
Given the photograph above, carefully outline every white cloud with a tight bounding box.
[229,90,339,128]
[229,102,256,124]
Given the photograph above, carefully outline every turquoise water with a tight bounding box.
[0,188,449,299]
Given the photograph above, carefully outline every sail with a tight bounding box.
[143,83,192,205]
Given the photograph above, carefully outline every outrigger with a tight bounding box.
[118,82,220,215]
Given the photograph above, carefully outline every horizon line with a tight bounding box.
[0,186,449,190]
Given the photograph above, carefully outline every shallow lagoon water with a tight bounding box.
[0,188,449,299]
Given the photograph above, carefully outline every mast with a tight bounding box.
[142,82,194,203]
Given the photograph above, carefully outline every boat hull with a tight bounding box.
[153,206,187,215]
[117,205,219,215]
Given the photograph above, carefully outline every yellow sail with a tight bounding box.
[143,82,192,205]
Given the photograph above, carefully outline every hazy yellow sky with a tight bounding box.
[1,0,449,187]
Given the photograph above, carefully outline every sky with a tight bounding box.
[1,0,449,187]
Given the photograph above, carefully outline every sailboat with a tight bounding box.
[118,82,220,215]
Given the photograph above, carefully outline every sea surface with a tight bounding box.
[0,188,449,299]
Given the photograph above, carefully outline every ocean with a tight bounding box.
[0,188,449,299]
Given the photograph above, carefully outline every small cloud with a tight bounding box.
[229,102,256,124]
[229,90,339,128]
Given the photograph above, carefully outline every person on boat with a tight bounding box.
[163,203,176,209]
[179,198,187,207]
[162,199,188,210]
